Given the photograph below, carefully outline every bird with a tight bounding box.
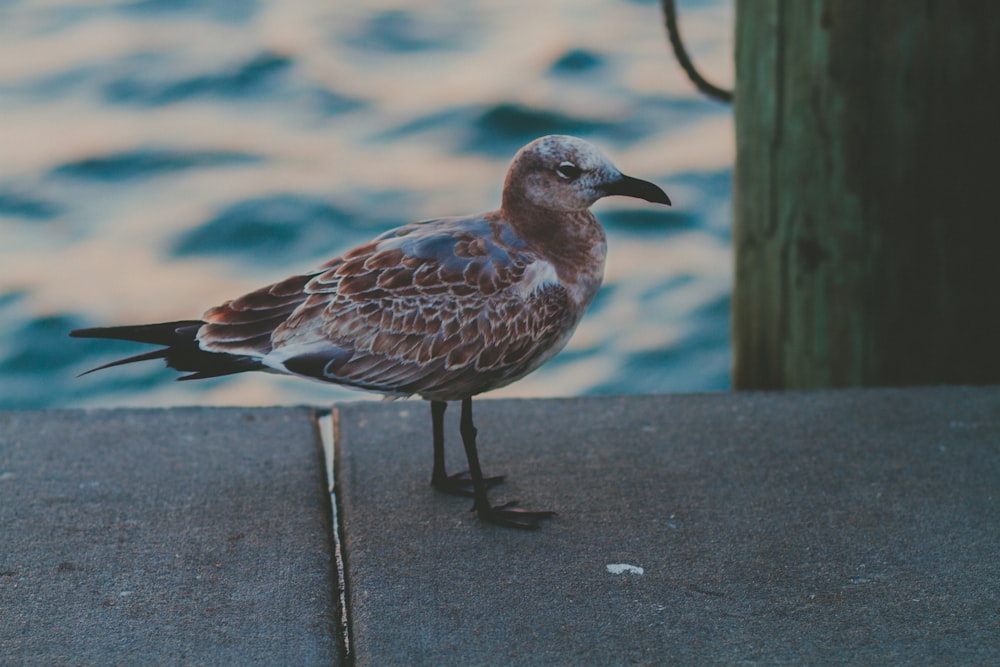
[71,134,671,529]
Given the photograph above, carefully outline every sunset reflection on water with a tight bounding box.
[0,0,734,409]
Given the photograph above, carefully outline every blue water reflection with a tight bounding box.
[0,0,734,408]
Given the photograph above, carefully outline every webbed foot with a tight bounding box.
[475,501,557,530]
[432,470,504,497]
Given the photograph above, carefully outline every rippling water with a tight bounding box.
[0,0,734,409]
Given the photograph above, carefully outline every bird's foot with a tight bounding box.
[475,501,557,530]
[432,470,504,497]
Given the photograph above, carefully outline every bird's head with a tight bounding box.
[502,135,671,213]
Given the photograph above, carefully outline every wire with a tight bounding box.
[661,0,734,103]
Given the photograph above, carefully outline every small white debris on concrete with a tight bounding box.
[606,563,644,575]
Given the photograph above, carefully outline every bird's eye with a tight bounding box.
[556,161,582,181]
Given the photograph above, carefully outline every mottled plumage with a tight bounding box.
[198,214,581,401]
[72,135,670,529]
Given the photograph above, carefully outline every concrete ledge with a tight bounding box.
[0,407,340,666]
[334,387,999,665]
[2,387,998,665]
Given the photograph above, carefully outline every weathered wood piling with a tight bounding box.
[733,1,1000,388]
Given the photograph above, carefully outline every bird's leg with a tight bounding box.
[430,400,449,486]
[430,399,502,497]
[458,397,556,529]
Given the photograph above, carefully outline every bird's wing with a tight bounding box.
[195,271,318,357]
[198,215,573,397]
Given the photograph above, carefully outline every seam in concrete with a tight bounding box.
[318,407,353,664]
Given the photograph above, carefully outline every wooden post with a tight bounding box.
[733,1,1000,389]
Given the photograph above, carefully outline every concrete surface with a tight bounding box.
[1,387,998,666]
[334,387,999,665]
[0,407,340,666]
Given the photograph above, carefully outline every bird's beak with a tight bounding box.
[601,174,671,206]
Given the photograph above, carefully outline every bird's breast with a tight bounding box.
[516,247,605,311]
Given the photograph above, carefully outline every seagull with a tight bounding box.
[71,135,671,529]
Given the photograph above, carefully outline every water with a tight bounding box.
[0,0,734,409]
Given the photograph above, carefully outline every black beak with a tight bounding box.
[601,174,671,206]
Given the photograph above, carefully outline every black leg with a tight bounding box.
[458,397,556,529]
[429,400,503,497]
[430,399,448,487]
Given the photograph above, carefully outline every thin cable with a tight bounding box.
[661,0,734,103]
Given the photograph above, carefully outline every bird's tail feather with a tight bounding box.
[70,320,264,380]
